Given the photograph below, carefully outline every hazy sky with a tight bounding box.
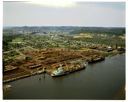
[3,1,125,27]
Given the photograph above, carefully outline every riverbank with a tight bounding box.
[3,48,125,83]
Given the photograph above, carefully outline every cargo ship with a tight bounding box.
[51,60,86,77]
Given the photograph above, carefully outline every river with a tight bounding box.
[4,54,125,99]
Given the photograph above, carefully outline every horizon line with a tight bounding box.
[3,25,125,28]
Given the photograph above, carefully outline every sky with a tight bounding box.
[3,1,125,27]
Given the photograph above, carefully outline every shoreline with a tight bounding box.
[3,52,125,83]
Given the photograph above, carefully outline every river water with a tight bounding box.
[4,54,125,99]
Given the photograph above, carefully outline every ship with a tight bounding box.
[88,56,105,63]
[51,61,87,77]
[51,64,66,77]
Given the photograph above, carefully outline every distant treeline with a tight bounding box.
[3,26,125,35]
[70,27,125,35]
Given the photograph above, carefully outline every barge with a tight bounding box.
[88,56,105,63]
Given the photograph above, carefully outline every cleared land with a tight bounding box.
[3,27,125,83]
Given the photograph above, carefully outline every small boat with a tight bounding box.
[3,84,12,90]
